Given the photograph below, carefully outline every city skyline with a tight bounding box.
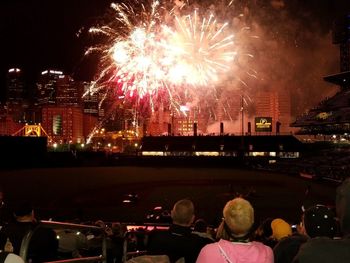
[0,0,349,116]
[1,66,294,142]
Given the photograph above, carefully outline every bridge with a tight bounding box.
[12,123,50,139]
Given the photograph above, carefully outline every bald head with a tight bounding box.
[171,199,195,226]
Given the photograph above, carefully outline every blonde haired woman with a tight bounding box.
[196,198,273,263]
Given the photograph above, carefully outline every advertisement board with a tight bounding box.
[255,117,272,132]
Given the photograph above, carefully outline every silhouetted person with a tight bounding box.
[293,179,350,263]
[192,219,214,242]
[0,202,58,263]
[0,190,12,226]
[274,204,337,263]
[147,199,212,263]
[254,217,293,249]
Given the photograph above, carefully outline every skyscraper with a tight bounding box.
[37,69,85,144]
[7,68,24,104]
[254,90,292,134]
[56,75,82,106]
[6,68,28,123]
[36,69,64,105]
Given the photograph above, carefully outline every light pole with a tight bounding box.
[241,95,244,136]
[240,95,245,157]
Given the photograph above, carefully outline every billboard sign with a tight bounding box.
[255,117,272,132]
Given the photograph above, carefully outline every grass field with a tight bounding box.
[0,166,336,227]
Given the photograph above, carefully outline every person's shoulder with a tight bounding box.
[248,241,274,262]
[302,236,350,251]
[0,252,24,263]
[149,229,170,237]
[250,241,269,247]
[190,233,213,242]
[295,237,338,258]
[303,237,334,247]
[274,234,308,248]
[199,241,219,252]
[294,237,350,262]
[250,241,274,253]
[147,229,171,244]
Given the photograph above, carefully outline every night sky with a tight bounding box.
[0,0,112,100]
[0,0,349,112]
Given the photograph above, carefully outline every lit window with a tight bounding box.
[142,151,164,156]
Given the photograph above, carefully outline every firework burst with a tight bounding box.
[85,1,165,100]
[85,0,236,105]
[82,0,253,142]
[165,9,236,86]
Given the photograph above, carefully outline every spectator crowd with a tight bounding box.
[1,178,350,263]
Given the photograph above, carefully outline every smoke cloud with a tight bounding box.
[179,0,340,120]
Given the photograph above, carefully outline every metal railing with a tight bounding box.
[122,224,170,262]
[19,220,107,263]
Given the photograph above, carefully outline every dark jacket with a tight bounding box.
[273,233,308,263]
[293,178,350,263]
[0,221,58,263]
[292,236,350,263]
[0,202,12,226]
[147,224,212,263]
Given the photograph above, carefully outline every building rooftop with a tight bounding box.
[141,135,303,152]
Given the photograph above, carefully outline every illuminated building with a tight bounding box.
[147,105,204,136]
[140,135,301,159]
[41,106,84,144]
[83,113,98,139]
[81,82,98,138]
[82,82,99,116]
[6,68,28,122]
[81,80,138,138]
[277,90,293,133]
[37,69,64,105]
[36,70,87,143]
[176,118,195,135]
[0,105,22,135]
[254,90,292,134]
[37,69,83,107]
[173,105,196,135]
[56,76,82,106]
[108,104,131,132]
[147,105,170,135]
[7,68,24,105]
